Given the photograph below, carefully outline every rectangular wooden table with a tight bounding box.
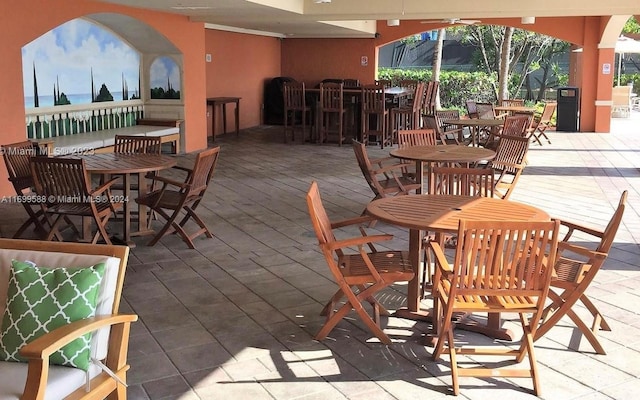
[207,97,241,140]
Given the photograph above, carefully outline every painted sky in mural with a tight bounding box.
[22,18,140,107]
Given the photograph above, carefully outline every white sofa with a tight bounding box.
[0,239,136,400]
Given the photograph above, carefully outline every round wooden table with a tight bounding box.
[445,118,505,147]
[366,194,550,340]
[79,153,177,246]
[390,145,495,194]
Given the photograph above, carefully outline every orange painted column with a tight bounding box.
[594,47,615,132]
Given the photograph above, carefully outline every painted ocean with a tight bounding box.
[24,92,129,108]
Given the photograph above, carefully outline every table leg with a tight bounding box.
[211,103,216,141]
[222,104,227,134]
[234,100,240,136]
[394,228,432,321]
[137,171,148,232]
[122,173,132,245]
[415,160,424,194]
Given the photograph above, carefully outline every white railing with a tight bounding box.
[25,100,145,140]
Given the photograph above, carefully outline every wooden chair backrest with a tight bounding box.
[306,181,338,252]
[476,102,496,119]
[283,81,306,110]
[30,157,91,199]
[450,219,559,297]
[612,86,632,107]
[500,99,525,107]
[501,115,532,138]
[319,82,344,111]
[436,109,460,122]
[185,146,221,198]
[114,135,162,154]
[1,141,39,192]
[432,166,495,197]
[466,100,478,118]
[538,102,557,124]
[492,135,530,174]
[343,78,360,88]
[422,114,442,134]
[411,82,426,112]
[375,79,392,89]
[361,84,385,113]
[352,140,383,196]
[422,80,439,116]
[397,129,437,148]
[597,190,627,254]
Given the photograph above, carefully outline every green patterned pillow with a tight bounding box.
[0,260,105,371]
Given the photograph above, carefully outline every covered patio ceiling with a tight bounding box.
[99,0,639,38]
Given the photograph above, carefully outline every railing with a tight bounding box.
[25,100,145,140]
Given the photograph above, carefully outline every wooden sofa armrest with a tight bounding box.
[20,314,138,400]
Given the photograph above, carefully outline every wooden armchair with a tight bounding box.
[306,182,414,344]
[534,191,627,354]
[423,114,464,145]
[135,146,220,249]
[530,102,557,145]
[435,109,468,145]
[30,157,122,245]
[430,220,560,396]
[0,238,137,400]
[352,140,420,213]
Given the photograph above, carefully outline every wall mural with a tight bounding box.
[150,56,181,100]
[22,18,140,109]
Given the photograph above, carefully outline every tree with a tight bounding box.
[431,28,446,109]
[458,25,569,102]
[94,83,114,102]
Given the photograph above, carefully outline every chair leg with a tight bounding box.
[146,208,179,246]
[447,327,460,396]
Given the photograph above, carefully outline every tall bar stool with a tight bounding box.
[318,82,347,146]
[283,81,311,143]
[361,84,388,148]
[390,82,425,145]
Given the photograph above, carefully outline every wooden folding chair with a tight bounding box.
[1,141,47,238]
[135,146,220,248]
[420,166,495,296]
[484,114,531,150]
[531,102,557,145]
[490,135,530,200]
[306,181,414,344]
[30,157,122,244]
[352,140,420,214]
[430,219,560,396]
[534,191,627,354]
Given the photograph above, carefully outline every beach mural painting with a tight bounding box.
[22,18,141,109]
[150,56,181,100]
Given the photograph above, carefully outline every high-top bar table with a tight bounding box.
[390,145,495,194]
[366,194,550,341]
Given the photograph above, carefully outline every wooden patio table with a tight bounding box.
[390,145,495,194]
[366,194,550,341]
[77,153,177,246]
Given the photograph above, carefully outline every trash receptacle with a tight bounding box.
[556,87,580,131]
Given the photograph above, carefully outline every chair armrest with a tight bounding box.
[148,174,190,189]
[429,241,453,274]
[325,234,392,251]
[372,163,406,175]
[557,219,604,240]
[331,215,375,229]
[20,314,138,399]
[91,177,120,196]
[20,314,138,360]
[557,242,607,260]
[172,165,192,173]
[369,156,396,165]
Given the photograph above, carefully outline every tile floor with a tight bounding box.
[1,117,639,399]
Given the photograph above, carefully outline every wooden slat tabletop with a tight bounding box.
[367,195,549,232]
[76,153,177,174]
[390,145,495,163]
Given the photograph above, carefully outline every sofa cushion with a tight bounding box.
[0,261,105,370]
[0,249,120,361]
[0,359,101,400]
